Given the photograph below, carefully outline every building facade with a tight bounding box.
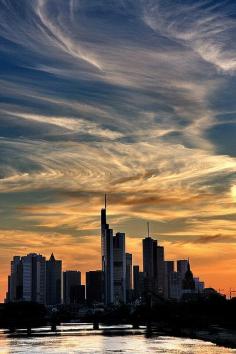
[86,270,103,304]
[63,271,85,305]
[126,253,132,302]
[113,232,126,304]
[7,253,46,304]
[101,197,114,305]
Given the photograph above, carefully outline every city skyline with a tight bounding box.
[1,0,236,302]
[0,194,232,302]
[5,199,205,305]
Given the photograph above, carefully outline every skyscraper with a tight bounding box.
[101,195,114,304]
[86,270,103,304]
[164,260,174,299]
[133,265,140,299]
[46,253,62,305]
[23,253,46,303]
[177,260,188,278]
[142,235,158,294]
[142,230,166,297]
[7,253,46,304]
[8,256,22,302]
[104,227,114,304]
[100,196,127,305]
[156,245,165,296]
[142,236,157,280]
[113,232,126,304]
[126,253,132,302]
[133,265,145,300]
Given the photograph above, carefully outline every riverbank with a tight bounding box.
[155,326,236,349]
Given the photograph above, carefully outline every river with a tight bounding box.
[0,324,235,353]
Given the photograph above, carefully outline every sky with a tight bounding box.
[0,0,236,301]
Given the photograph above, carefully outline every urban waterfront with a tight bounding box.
[0,324,235,354]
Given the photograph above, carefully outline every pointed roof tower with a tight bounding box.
[182,258,195,290]
[50,253,55,262]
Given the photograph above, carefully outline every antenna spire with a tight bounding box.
[105,193,107,209]
[147,222,150,237]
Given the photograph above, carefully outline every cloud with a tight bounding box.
[142,0,236,73]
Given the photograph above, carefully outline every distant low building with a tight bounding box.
[63,271,85,305]
[86,270,103,304]
[194,277,204,293]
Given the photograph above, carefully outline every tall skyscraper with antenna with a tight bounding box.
[101,194,114,304]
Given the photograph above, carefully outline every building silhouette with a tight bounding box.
[46,253,62,305]
[182,260,195,292]
[86,270,103,304]
[164,260,174,299]
[142,234,166,296]
[101,196,114,304]
[101,196,127,304]
[156,245,165,296]
[7,253,46,304]
[126,253,132,302]
[133,265,140,299]
[177,260,188,278]
[143,236,157,280]
[63,271,85,305]
[169,271,183,300]
[113,232,126,304]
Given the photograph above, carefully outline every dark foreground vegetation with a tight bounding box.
[1,293,236,348]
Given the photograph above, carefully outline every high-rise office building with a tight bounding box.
[7,253,46,304]
[104,227,114,304]
[133,265,145,301]
[164,260,174,299]
[101,196,114,305]
[113,232,126,304]
[126,253,132,302]
[182,260,195,292]
[86,270,103,304]
[142,236,157,280]
[22,253,46,304]
[63,271,85,304]
[138,271,145,298]
[46,253,62,305]
[177,260,188,278]
[169,271,182,300]
[142,231,166,297]
[8,256,23,302]
[156,245,165,296]
[133,265,140,299]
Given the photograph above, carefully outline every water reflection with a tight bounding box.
[0,324,235,354]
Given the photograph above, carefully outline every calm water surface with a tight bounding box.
[0,324,235,354]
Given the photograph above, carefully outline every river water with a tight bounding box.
[0,324,235,354]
